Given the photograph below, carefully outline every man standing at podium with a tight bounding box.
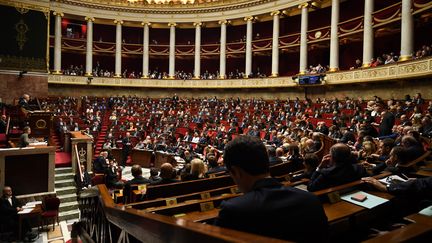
[122,132,132,166]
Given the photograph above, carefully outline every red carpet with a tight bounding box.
[55,152,72,167]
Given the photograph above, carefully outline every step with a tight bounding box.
[55,167,73,175]
[55,172,75,181]
[59,201,79,212]
[59,210,80,221]
[58,194,78,203]
[55,179,75,187]
[55,186,77,196]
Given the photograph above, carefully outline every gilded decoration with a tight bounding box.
[53,0,275,14]
[15,19,29,51]
[48,57,432,89]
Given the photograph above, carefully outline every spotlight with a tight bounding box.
[87,77,93,84]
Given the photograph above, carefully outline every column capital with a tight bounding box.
[114,20,123,25]
[168,22,177,27]
[270,10,281,16]
[244,16,257,22]
[53,11,64,17]
[85,16,95,22]
[299,1,321,9]
[218,19,230,25]
[141,22,152,26]
[193,22,203,27]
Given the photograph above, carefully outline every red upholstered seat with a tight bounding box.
[41,197,60,231]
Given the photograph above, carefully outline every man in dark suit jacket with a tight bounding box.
[379,110,395,136]
[0,115,7,133]
[0,186,27,235]
[121,132,132,166]
[150,163,179,185]
[214,136,328,242]
[93,151,109,173]
[308,143,368,192]
[123,165,151,203]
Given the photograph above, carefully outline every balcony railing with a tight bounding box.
[48,56,432,89]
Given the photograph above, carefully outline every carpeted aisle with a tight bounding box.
[55,152,72,167]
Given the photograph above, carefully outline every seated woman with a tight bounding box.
[182,159,207,181]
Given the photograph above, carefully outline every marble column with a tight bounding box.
[271,11,280,77]
[168,22,176,79]
[362,0,374,67]
[141,22,151,78]
[400,0,414,61]
[219,20,228,79]
[85,17,95,76]
[299,4,309,74]
[194,22,202,79]
[244,16,254,78]
[329,0,340,72]
[114,20,123,77]
[53,12,63,74]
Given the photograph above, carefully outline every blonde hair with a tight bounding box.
[190,159,207,178]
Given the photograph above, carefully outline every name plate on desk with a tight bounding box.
[200,202,214,212]
[166,198,177,206]
[327,191,341,204]
[200,192,211,200]
[230,187,239,194]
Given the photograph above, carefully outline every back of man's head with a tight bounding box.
[330,143,352,165]
[207,155,218,168]
[276,147,284,157]
[160,163,174,179]
[150,167,159,177]
[223,136,269,176]
[131,164,142,178]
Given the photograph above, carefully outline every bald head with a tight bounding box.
[329,143,352,165]
[160,163,174,179]
[3,186,12,197]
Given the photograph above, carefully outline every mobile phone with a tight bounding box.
[351,193,368,202]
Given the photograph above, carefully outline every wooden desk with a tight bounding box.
[154,151,176,168]
[0,147,55,195]
[363,213,432,242]
[131,149,152,168]
[323,201,364,223]
[175,208,219,222]
[18,204,42,240]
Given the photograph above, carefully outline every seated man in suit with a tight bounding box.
[267,146,283,166]
[400,135,424,163]
[307,143,368,192]
[74,164,92,192]
[123,164,151,202]
[151,163,179,185]
[93,151,109,173]
[214,136,328,242]
[206,155,227,175]
[0,186,34,240]
[105,159,124,189]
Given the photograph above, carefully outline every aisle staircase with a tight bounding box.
[55,167,80,221]
[50,128,62,152]
[93,112,110,159]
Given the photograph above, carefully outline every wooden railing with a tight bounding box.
[78,185,287,243]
